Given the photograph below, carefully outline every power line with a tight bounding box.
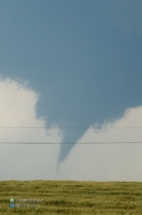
[0,142,142,144]
[0,126,142,129]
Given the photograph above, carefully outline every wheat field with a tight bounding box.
[0,180,142,214]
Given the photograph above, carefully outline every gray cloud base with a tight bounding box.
[0,0,142,172]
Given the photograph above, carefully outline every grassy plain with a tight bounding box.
[0,180,142,214]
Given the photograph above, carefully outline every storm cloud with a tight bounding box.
[0,0,142,172]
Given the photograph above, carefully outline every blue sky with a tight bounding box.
[0,0,142,180]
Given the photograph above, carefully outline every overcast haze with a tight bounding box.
[0,0,142,181]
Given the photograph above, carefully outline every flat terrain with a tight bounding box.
[0,180,142,214]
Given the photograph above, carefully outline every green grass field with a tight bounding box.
[0,180,142,214]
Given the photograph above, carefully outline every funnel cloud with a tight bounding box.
[0,0,142,173]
